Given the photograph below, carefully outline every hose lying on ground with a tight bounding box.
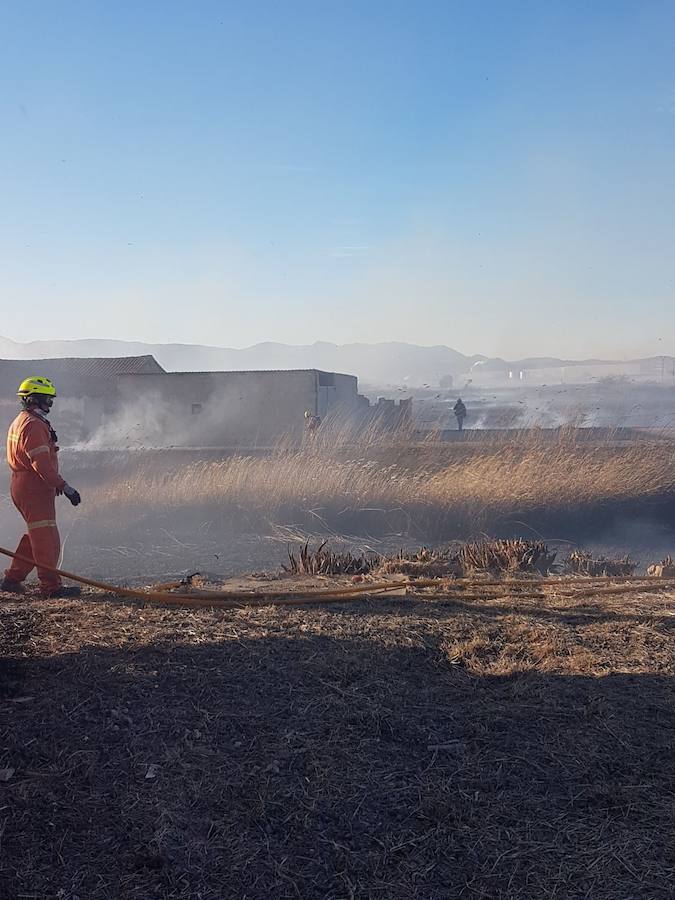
[1,545,675,610]
[0,545,434,608]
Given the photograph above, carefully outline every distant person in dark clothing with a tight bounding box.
[453,398,467,431]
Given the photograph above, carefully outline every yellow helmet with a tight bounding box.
[17,376,57,398]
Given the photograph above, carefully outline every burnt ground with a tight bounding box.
[1,584,675,899]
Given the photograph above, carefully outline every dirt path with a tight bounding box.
[1,586,674,899]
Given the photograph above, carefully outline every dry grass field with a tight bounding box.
[1,579,674,899]
[82,429,675,540]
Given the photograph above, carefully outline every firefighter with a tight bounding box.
[453,397,467,432]
[1,377,82,598]
[304,409,321,439]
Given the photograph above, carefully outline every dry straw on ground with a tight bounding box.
[1,580,674,899]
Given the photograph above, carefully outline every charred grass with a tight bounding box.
[1,584,674,899]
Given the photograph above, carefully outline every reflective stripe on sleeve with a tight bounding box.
[27,519,57,531]
[27,445,50,459]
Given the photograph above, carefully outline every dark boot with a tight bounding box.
[0,577,25,594]
[41,585,82,599]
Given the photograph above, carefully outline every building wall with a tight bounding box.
[316,371,361,419]
[0,396,90,445]
[0,372,141,445]
[0,367,368,449]
[333,373,361,405]
[114,370,322,447]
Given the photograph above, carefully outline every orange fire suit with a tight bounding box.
[5,410,67,592]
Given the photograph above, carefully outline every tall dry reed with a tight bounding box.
[86,428,675,539]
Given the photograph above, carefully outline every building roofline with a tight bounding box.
[0,355,165,375]
[118,369,357,378]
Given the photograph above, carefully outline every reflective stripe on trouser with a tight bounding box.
[4,472,61,591]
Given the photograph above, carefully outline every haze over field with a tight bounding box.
[2,334,673,389]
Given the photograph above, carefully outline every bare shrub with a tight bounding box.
[377,540,555,577]
[565,551,637,577]
[457,538,557,574]
[646,555,675,577]
[283,541,377,576]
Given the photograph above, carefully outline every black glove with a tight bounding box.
[63,485,81,506]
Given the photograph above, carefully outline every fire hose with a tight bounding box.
[1,544,675,610]
[0,545,420,608]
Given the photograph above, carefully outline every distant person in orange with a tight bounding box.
[453,397,467,432]
[1,377,82,598]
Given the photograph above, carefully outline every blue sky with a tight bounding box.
[1,1,674,358]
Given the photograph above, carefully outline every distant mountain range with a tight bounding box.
[0,335,662,388]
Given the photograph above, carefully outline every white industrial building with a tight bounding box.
[0,357,412,447]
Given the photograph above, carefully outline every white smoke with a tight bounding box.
[415,382,675,431]
[71,377,300,450]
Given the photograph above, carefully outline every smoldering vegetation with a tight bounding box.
[66,380,675,452]
[415,381,675,431]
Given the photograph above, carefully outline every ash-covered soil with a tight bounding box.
[1,583,674,899]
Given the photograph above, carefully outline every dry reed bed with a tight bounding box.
[86,437,675,538]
